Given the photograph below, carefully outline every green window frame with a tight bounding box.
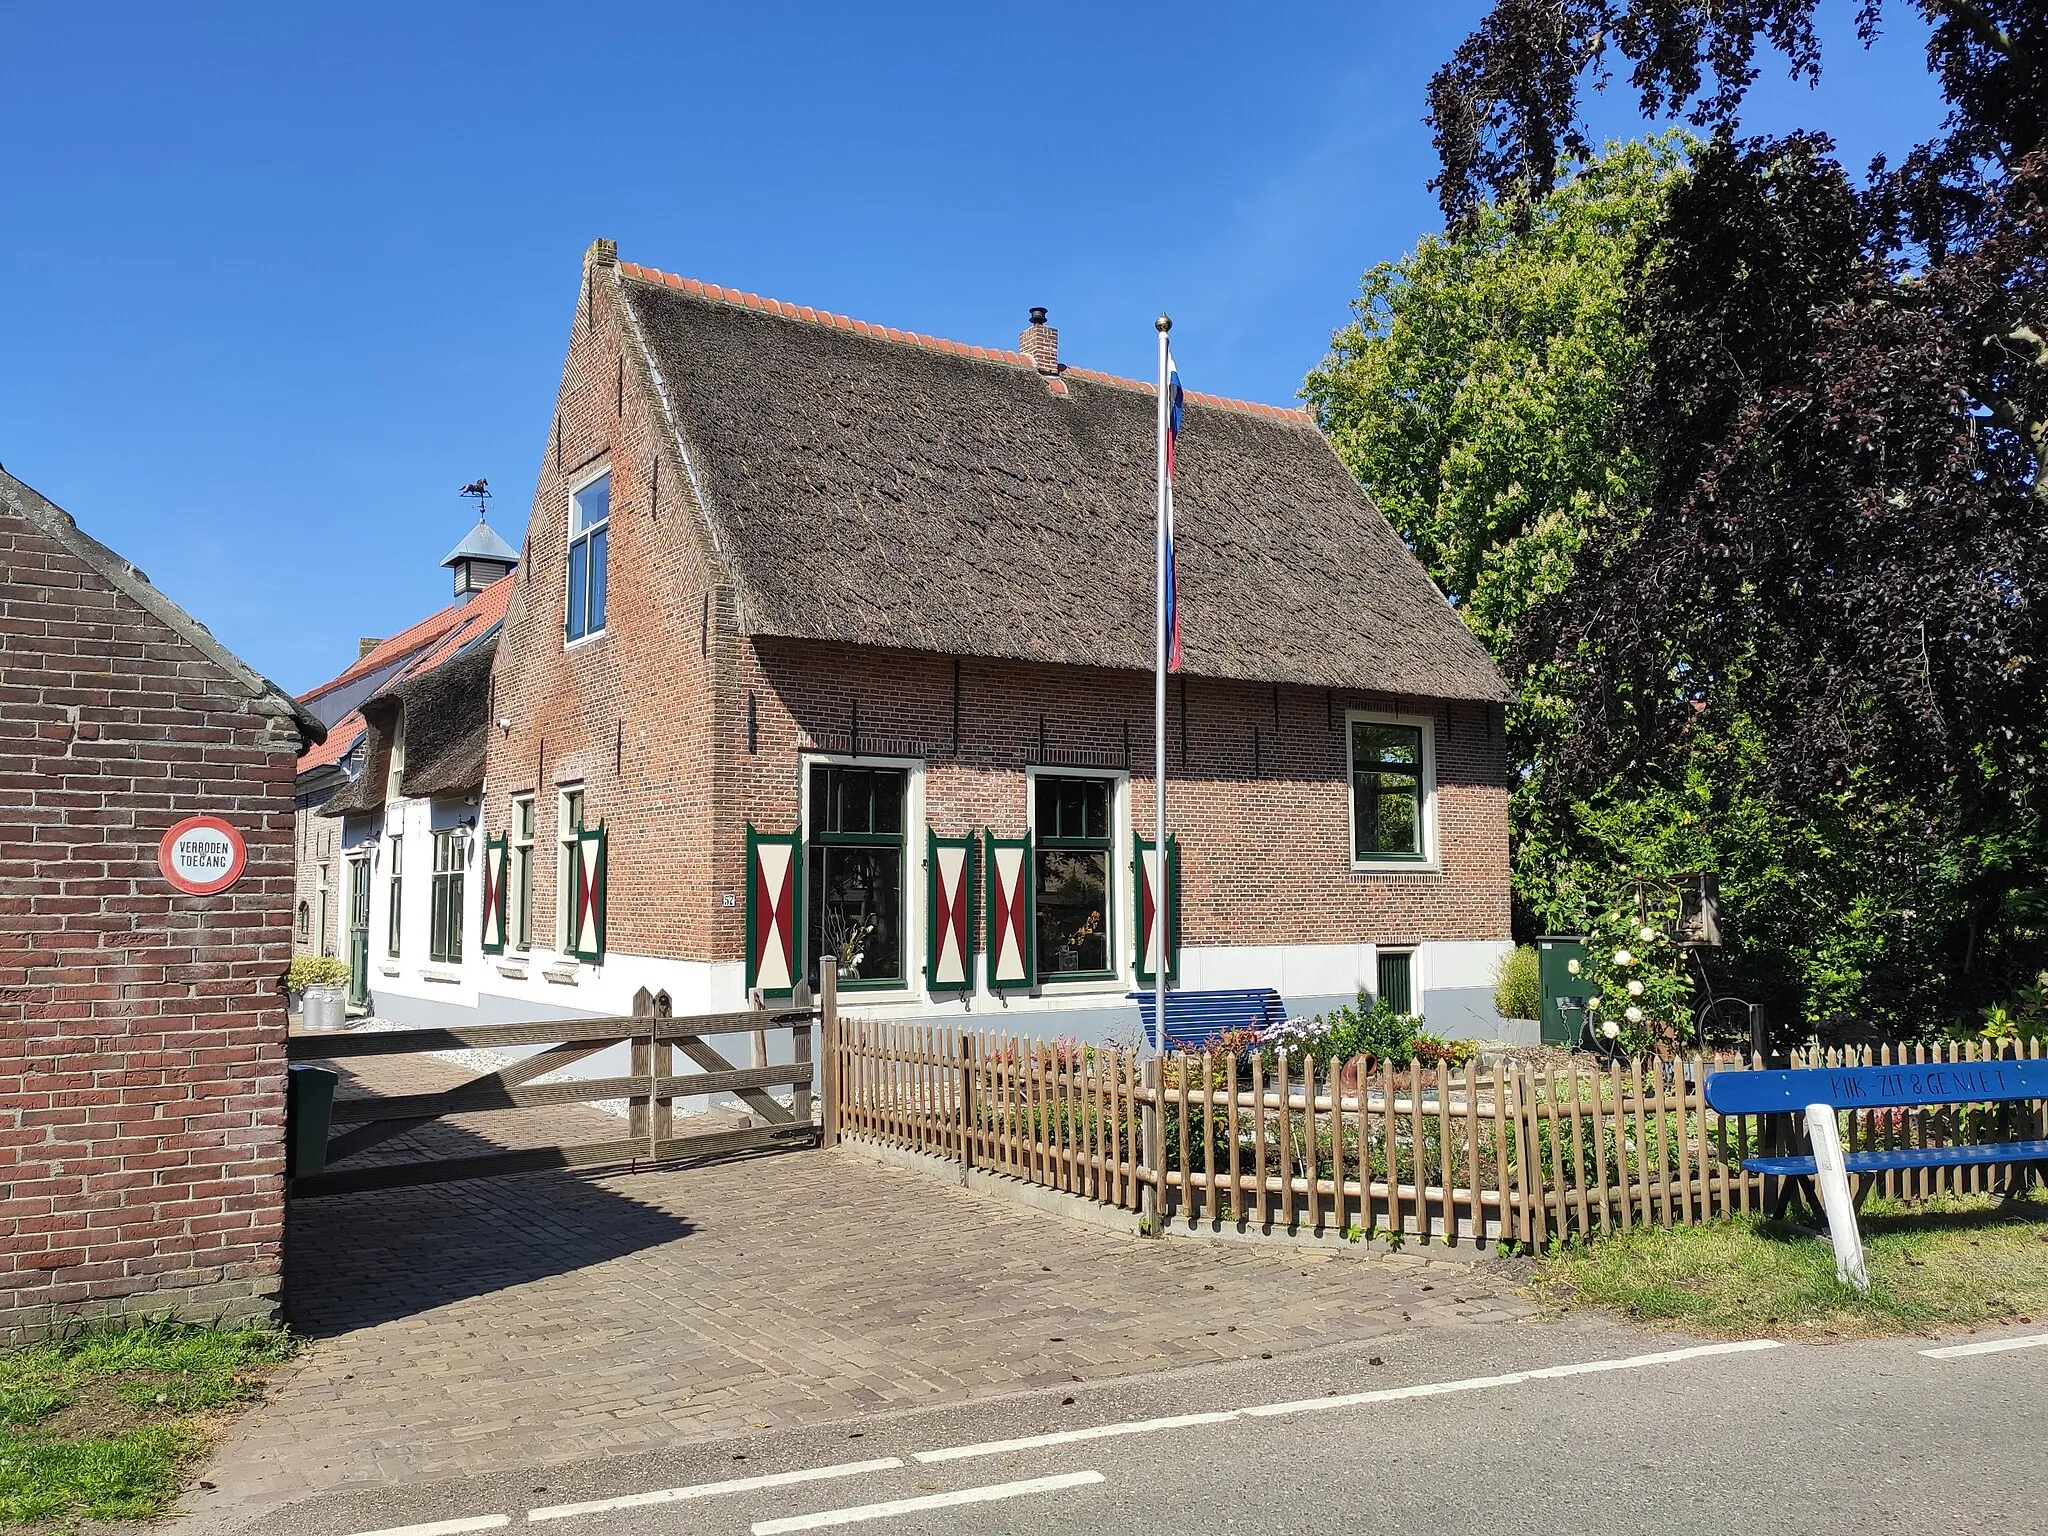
[430,828,468,965]
[1349,718,1428,863]
[511,795,535,951]
[805,764,908,991]
[386,833,403,957]
[1033,774,1116,981]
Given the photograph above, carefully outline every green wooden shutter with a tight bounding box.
[480,833,508,955]
[571,823,607,964]
[926,829,975,993]
[984,829,1034,992]
[1377,949,1413,1015]
[746,823,803,999]
[1133,834,1181,986]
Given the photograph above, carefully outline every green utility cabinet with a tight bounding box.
[286,1064,338,1181]
[1536,935,1589,1047]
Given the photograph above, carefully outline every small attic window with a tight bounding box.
[567,469,611,643]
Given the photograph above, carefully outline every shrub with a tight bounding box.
[1410,1032,1480,1067]
[1494,944,1540,1020]
[1258,992,1429,1066]
[284,954,348,992]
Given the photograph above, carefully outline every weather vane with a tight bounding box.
[459,478,490,522]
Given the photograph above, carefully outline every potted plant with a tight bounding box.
[285,954,350,1031]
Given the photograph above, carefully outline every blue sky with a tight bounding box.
[2,3,1951,693]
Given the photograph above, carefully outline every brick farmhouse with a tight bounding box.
[1,467,320,1340]
[324,242,1516,1045]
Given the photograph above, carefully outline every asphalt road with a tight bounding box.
[200,1314,2046,1536]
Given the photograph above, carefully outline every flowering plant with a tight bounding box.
[1578,903,1691,1053]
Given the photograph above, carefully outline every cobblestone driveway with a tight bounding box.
[205,1050,1532,1514]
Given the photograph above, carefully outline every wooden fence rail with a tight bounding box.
[288,988,817,1196]
[823,1012,2043,1246]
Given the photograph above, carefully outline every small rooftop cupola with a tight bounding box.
[442,479,519,602]
[1019,306,1059,374]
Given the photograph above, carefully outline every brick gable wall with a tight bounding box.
[0,511,298,1341]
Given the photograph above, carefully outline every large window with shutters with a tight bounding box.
[430,827,468,965]
[1032,773,1117,980]
[1347,712,1434,867]
[805,764,907,989]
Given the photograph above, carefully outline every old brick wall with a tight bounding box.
[483,245,728,968]
[0,508,299,1340]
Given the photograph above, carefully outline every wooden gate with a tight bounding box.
[288,987,816,1196]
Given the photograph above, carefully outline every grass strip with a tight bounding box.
[1536,1192,2048,1339]
[0,1319,295,1527]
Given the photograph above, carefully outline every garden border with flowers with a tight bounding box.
[825,1007,2046,1246]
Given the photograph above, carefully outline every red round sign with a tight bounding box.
[157,815,247,896]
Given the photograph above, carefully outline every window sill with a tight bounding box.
[378,962,400,977]
[543,961,581,986]
[563,629,608,654]
[1034,976,1133,1000]
[1350,860,1440,877]
[422,967,462,985]
[495,958,530,980]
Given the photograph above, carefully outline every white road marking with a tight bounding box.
[349,1519,510,1536]
[912,1338,1781,1463]
[527,1458,904,1522]
[912,1410,1238,1464]
[1242,1338,1782,1418]
[750,1470,1105,1534]
[1922,1331,2048,1360]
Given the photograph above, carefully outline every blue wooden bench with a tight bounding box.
[1704,1057,2048,1285]
[1128,987,1290,1050]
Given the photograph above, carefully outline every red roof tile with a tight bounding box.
[297,575,514,773]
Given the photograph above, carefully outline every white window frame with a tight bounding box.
[511,793,535,953]
[1345,708,1438,873]
[565,462,611,649]
[1024,764,1130,995]
[800,753,925,1004]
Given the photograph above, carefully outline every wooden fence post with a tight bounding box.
[1141,1054,1163,1235]
[958,1030,974,1186]
[630,986,654,1154]
[818,967,840,1148]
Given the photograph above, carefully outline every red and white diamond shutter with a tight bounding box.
[1133,833,1181,986]
[480,833,508,955]
[926,830,974,993]
[570,824,607,964]
[746,824,801,999]
[983,830,1034,992]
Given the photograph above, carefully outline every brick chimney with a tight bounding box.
[357,637,383,660]
[1019,307,1059,374]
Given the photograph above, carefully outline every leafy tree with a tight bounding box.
[1419,2,2048,1035]
[1305,135,1686,659]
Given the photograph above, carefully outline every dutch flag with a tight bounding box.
[1165,353,1184,673]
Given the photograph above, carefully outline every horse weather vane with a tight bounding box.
[459,478,490,521]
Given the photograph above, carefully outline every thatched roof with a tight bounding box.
[320,634,496,815]
[618,267,1509,703]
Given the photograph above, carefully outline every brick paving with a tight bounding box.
[205,1047,1533,1513]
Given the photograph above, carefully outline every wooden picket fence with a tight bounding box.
[823,1009,2044,1247]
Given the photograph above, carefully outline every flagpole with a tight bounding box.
[1153,314,1171,1068]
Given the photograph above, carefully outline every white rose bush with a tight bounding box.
[1580,904,1691,1052]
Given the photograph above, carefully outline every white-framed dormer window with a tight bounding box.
[1347,709,1437,870]
[566,466,610,643]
